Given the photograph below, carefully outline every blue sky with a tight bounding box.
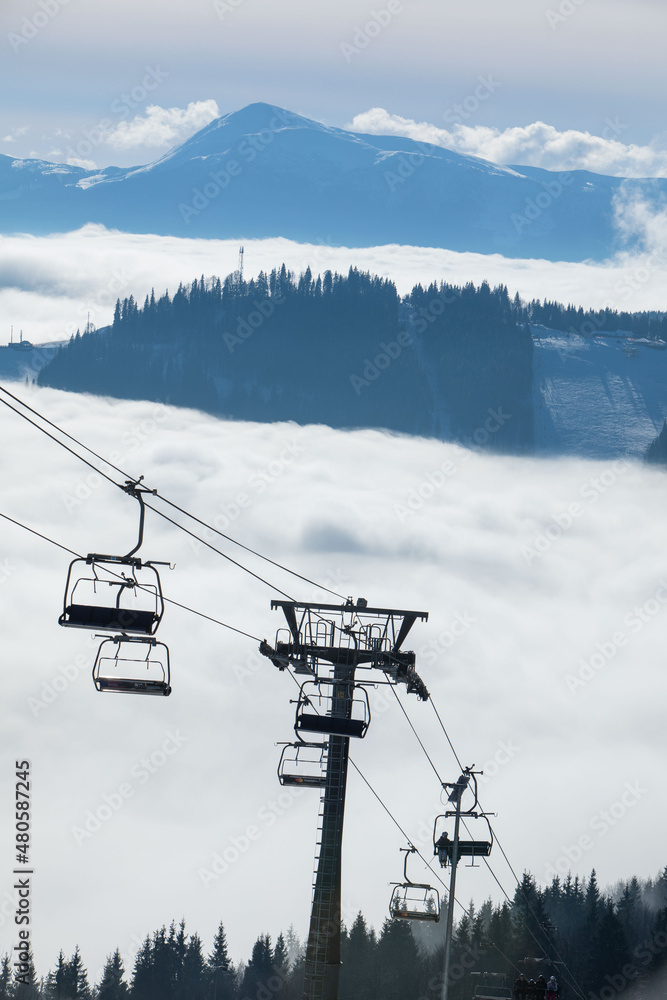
[2,0,667,170]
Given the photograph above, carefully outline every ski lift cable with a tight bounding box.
[0,383,346,601]
[161,594,262,643]
[389,684,444,785]
[0,389,121,490]
[429,697,465,772]
[0,510,80,558]
[348,756,460,903]
[0,382,130,480]
[142,501,297,601]
[0,509,262,643]
[151,493,346,601]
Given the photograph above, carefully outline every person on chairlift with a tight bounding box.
[434,830,451,864]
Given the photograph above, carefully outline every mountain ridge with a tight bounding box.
[0,103,659,261]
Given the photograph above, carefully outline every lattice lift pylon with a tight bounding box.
[261,597,429,1000]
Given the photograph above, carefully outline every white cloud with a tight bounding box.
[102,99,220,150]
[2,126,28,143]
[0,389,666,981]
[613,184,667,257]
[346,109,667,178]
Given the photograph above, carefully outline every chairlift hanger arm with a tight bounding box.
[121,477,158,560]
[401,845,418,885]
[83,477,159,566]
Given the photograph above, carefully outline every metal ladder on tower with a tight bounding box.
[305,733,348,1000]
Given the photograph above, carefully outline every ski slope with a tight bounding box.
[532,327,667,459]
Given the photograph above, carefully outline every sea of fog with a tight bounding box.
[0,387,666,981]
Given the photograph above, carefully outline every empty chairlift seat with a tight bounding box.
[92,636,171,696]
[60,555,164,635]
[294,681,371,739]
[389,846,440,923]
[389,883,440,923]
[277,742,328,787]
[295,713,367,739]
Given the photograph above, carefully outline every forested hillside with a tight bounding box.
[36,266,667,456]
[5,868,667,1000]
[37,267,534,451]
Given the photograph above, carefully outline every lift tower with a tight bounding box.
[261,598,429,1000]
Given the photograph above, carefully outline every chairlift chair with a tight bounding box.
[92,635,171,696]
[389,846,440,923]
[277,742,328,788]
[59,478,167,636]
[60,556,164,635]
[433,814,493,868]
[294,679,371,739]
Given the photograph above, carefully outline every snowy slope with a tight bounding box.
[532,327,667,458]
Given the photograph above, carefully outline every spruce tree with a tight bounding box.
[181,934,206,1000]
[96,949,129,1000]
[13,943,39,1000]
[377,918,422,1000]
[587,898,631,995]
[239,935,273,1000]
[339,913,375,1000]
[0,955,13,1000]
[72,947,92,999]
[206,922,235,1000]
